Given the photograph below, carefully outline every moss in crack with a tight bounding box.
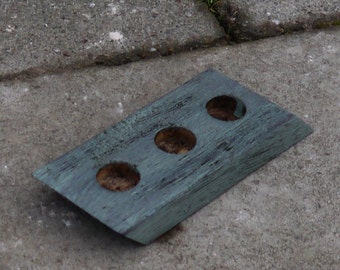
[198,0,220,14]
[216,1,245,42]
[198,0,246,43]
[200,1,340,43]
[313,19,340,29]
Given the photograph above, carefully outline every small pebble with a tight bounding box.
[62,219,72,227]
[151,8,159,17]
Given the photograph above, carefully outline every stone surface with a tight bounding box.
[217,0,340,40]
[1,27,339,269]
[0,0,224,79]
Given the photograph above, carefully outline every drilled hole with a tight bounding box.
[96,162,140,191]
[206,95,246,121]
[154,127,196,154]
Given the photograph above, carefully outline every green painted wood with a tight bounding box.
[33,69,313,244]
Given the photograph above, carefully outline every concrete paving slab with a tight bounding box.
[216,0,340,40]
[0,0,224,80]
[1,27,339,269]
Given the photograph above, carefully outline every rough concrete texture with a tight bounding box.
[216,0,340,40]
[1,27,339,269]
[0,0,224,79]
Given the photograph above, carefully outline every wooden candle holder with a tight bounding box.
[33,69,312,244]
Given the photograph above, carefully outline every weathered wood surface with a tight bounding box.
[33,69,313,244]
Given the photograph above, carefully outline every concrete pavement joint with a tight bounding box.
[0,0,225,81]
[0,37,228,82]
[2,0,339,81]
[201,0,340,42]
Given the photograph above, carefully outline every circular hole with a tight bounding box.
[206,95,246,121]
[96,162,140,192]
[154,127,196,154]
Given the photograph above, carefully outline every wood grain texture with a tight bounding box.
[33,69,313,244]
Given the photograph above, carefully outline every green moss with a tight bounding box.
[313,20,340,29]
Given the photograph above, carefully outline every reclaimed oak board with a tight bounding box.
[33,69,312,244]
